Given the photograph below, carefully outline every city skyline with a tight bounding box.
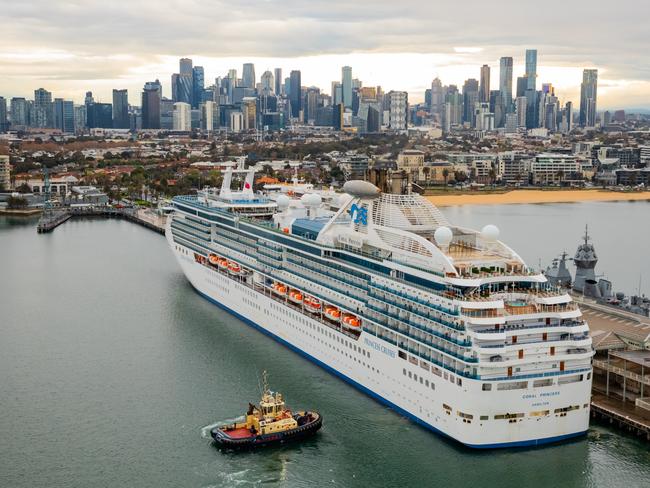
[0,0,648,109]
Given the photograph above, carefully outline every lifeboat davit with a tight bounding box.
[208,254,220,266]
[217,258,229,269]
[227,262,241,275]
[342,314,361,329]
[272,283,288,295]
[304,296,322,313]
[288,290,303,304]
[324,306,341,322]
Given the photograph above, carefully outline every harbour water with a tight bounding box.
[1,204,650,488]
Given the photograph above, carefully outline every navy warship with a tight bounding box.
[545,226,649,318]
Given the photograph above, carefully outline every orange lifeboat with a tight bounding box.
[342,314,361,329]
[272,282,288,296]
[208,253,220,266]
[288,289,303,304]
[324,306,341,322]
[304,296,322,313]
[217,258,229,269]
[227,262,241,275]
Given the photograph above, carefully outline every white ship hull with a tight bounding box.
[168,230,591,448]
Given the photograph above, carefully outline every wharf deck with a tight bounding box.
[591,393,650,440]
[36,207,166,235]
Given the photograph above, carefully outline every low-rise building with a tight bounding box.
[0,155,10,190]
[530,153,581,185]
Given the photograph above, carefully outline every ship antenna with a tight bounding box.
[584,224,589,244]
[262,370,269,395]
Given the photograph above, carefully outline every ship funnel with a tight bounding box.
[583,279,601,298]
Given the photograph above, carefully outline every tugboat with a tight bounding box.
[210,372,322,449]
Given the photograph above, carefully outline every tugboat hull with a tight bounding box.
[211,412,322,450]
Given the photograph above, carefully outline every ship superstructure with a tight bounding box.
[167,166,594,448]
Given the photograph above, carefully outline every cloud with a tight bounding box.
[0,0,648,107]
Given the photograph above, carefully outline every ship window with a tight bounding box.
[403,369,406,376]
[482,383,492,391]
[457,378,462,386]
[558,374,583,385]
[533,379,553,388]
[431,383,435,390]
[425,380,429,387]
[554,405,580,414]
[398,351,407,360]
[408,371,412,379]
[414,374,418,382]
[497,381,528,391]
[443,404,452,411]
[494,413,524,420]
[480,415,488,421]
[529,410,550,417]
[419,377,423,385]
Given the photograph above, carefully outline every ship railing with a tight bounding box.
[171,220,211,237]
[366,308,478,363]
[469,320,586,335]
[286,256,369,291]
[479,367,592,383]
[369,282,460,317]
[367,287,463,331]
[282,263,367,302]
[366,303,471,347]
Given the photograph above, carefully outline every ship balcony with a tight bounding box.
[478,348,594,368]
[475,336,592,356]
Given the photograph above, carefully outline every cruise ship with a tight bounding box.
[166,163,594,448]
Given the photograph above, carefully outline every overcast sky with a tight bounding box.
[1,0,648,108]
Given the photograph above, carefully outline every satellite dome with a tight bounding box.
[337,193,353,207]
[481,224,500,242]
[276,194,290,210]
[342,180,381,199]
[434,226,453,247]
[301,193,322,207]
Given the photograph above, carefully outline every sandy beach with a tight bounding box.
[426,189,650,207]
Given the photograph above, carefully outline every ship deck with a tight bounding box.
[223,427,254,439]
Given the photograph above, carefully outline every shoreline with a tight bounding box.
[426,189,650,207]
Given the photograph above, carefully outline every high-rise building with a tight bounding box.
[242,63,256,89]
[192,66,204,108]
[304,87,320,124]
[74,105,87,132]
[388,91,408,130]
[462,79,479,125]
[342,66,352,108]
[525,49,537,91]
[579,69,598,127]
[142,80,162,129]
[516,76,527,98]
[112,89,129,129]
[261,71,274,93]
[515,96,527,128]
[172,102,191,131]
[0,97,8,132]
[201,101,218,131]
[289,70,301,119]
[331,82,342,106]
[274,68,283,95]
[479,65,491,103]
[499,57,513,111]
[179,58,193,75]
[430,77,445,116]
[10,98,28,127]
[53,98,74,133]
[33,88,53,128]
[0,155,10,190]
[87,103,113,129]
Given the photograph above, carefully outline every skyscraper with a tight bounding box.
[10,98,28,127]
[33,88,53,128]
[499,57,513,110]
[579,69,598,127]
[516,76,527,98]
[479,65,490,103]
[430,78,445,116]
[179,58,193,75]
[192,66,204,108]
[462,79,479,125]
[242,63,256,89]
[112,89,129,129]
[142,80,162,129]
[172,102,191,131]
[274,68,283,95]
[53,98,74,133]
[0,97,8,132]
[525,49,537,91]
[342,66,352,108]
[261,71,274,93]
[289,70,301,119]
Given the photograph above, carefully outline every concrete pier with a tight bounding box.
[36,206,167,235]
